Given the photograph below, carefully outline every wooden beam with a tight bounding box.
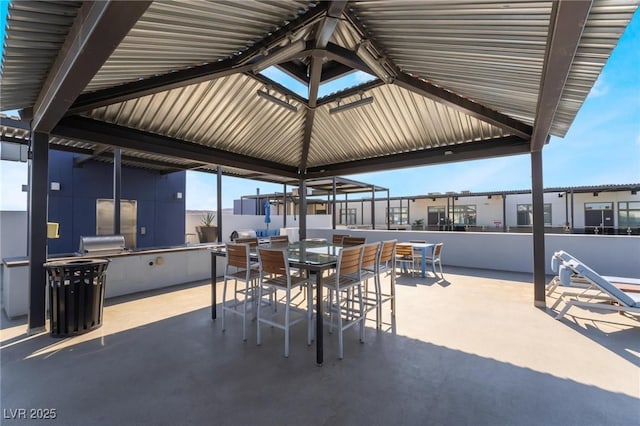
[32,1,151,132]
[530,0,592,151]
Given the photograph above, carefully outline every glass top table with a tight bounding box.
[210,239,340,364]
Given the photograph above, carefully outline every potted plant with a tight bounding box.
[412,218,425,230]
[197,212,218,243]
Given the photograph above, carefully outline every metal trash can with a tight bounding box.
[43,258,110,337]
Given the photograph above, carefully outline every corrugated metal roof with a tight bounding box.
[309,84,507,167]
[0,1,82,111]
[85,0,313,92]
[348,0,550,130]
[348,0,636,137]
[1,118,29,141]
[81,75,506,170]
[551,1,637,135]
[84,73,307,167]
[1,0,636,178]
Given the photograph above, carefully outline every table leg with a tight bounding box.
[421,247,427,278]
[316,271,323,365]
[211,252,217,320]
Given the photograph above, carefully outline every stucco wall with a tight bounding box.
[307,228,640,277]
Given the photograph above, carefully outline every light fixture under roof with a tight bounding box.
[356,41,394,84]
[252,39,307,73]
[256,89,298,112]
[329,93,374,115]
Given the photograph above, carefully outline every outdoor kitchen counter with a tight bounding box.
[2,243,225,267]
[2,243,225,319]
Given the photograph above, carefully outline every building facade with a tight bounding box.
[236,185,640,235]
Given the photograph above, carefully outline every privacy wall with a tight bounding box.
[47,150,185,254]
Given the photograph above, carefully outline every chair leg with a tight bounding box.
[336,289,343,359]
[374,274,382,329]
[390,272,396,316]
[256,284,263,346]
[358,284,365,343]
[242,280,249,341]
[328,289,335,334]
[222,277,229,332]
[284,291,290,358]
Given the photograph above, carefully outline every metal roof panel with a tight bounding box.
[84,74,306,167]
[85,0,313,92]
[308,83,507,167]
[0,1,82,111]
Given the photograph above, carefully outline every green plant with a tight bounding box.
[201,212,216,227]
[413,218,424,226]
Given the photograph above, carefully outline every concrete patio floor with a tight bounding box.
[1,267,638,425]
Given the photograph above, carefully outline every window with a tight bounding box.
[386,207,408,225]
[517,204,552,226]
[618,201,640,229]
[452,205,476,225]
[340,208,357,225]
[584,202,613,230]
[428,206,446,226]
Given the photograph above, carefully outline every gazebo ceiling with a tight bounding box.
[1,0,636,179]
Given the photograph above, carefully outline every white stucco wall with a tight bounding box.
[307,228,640,278]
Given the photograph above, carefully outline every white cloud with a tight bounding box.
[353,71,376,84]
[186,171,218,210]
[587,75,608,98]
[0,160,28,211]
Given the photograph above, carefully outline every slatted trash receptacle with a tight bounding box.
[44,258,110,337]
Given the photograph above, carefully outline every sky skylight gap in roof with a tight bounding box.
[259,66,376,101]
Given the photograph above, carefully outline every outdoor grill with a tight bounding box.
[77,235,127,256]
[235,229,257,239]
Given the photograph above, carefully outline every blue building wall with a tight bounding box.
[47,151,185,254]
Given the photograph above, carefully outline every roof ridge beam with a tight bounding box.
[530,0,592,151]
[300,1,349,173]
[68,3,329,114]
[53,116,299,179]
[32,1,151,132]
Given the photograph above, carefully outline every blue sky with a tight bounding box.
[1,4,638,210]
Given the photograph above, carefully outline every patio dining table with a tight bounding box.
[210,239,339,365]
[397,242,435,278]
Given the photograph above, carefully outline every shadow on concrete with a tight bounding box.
[2,298,637,426]
[547,309,640,367]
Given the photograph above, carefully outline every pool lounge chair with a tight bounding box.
[547,250,640,296]
[553,254,640,320]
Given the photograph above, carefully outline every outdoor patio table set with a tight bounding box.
[210,238,441,364]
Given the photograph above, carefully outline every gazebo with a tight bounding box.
[0,1,636,333]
